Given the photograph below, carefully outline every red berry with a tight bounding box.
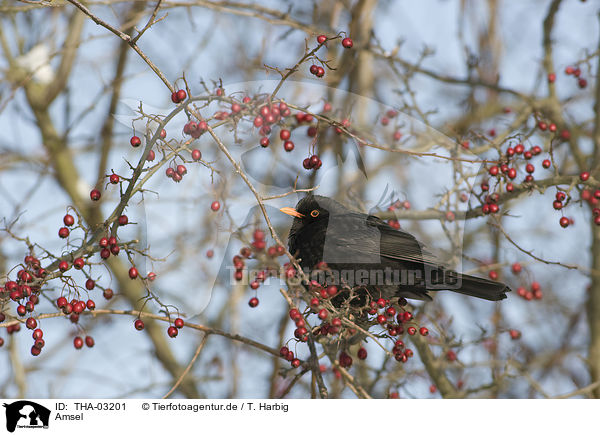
[84,336,94,348]
[580,171,590,181]
[291,358,301,368]
[90,189,101,201]
[167,326,178,338]
[542,159,551,169]
[128,267,139,279]
[318,309,328,320]
[547,73,556,83]
[177,89,187,102]
[59,261,69,272]
[134,319,145,330]
[58,227,70,238]
[250,281,259,290]
[211,201,220,212]
[146,150,155,161]
[63,214,75,226]
[446,350,457,361]
[86,299,95,310]
[253,116,264,128]
[525,164,535,174]
[514,143,524,154]
[559,216,570,228]
[507,168,517,179]
[357,347,368,360]
[280,129,291,140]
[317,34,327,44]
[57,296,68,308]
[85,278,95,290]
[118,215,128,226]
[73,257,85,270]
[103,288,114,299]
[174,318,184,329]
[509,329,521,340]
[26,317,37,329]
[191,149,202,161]
[419,327,429,336]
[283,140,294,152]
[512,263,522,274]
[309,64,319,75]
[578,78,587,88]
[248,297,259,307]
[259,137,269,147]
[73,336,84,349]
[341,37,353,48]
[130,136,141,147]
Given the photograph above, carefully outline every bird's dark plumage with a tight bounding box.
[285,195,510,303]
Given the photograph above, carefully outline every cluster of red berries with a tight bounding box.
[516,281,543,301]
[167,317,185,338]
[166,164,188,183]
[99,234,121,259]
[386,199,411,229]
[279,345,301,368]
[564,65,587,88]
[309,64,325,78]
[183,119,208,139]
[171,89,187,104]
[73,335,95,350]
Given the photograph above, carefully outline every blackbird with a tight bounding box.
[280,194,510,303]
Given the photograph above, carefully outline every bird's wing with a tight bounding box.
[320,213,383,264]
[366,215,441,267]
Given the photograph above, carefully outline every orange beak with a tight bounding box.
[279,207,304,218]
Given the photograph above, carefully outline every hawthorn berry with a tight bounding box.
[248,297,259,307]
[118,215,128,226]
[63,214,75,226]
[147,150,156,161]
[167,326,178,338]
[127,267,138,279]
[134,319,145,330]
[191,149,202,161]
[85,279,95,290]
[283,140,294,152]
[280,129,291,140]
[130,136,141,147]
[211,201,220,212]
[58,261,69,272]
[72,258,85,271]
[509,329,521,340]
[559,216,570,228]
[580,171,590,182]
[174,318,185,329]
[317,34,327,44]
[26,317,37,329]
[341,37,353,48]
[86,299,95,310]
[58,227,70,239]
[259,137,269,147]
[542,159,551,169]
[357,347,368,360]
[85,336,95,348]
[73,336,84,349]
[90,189,101,201]
[109,174,119,184]
[419,327,429,336]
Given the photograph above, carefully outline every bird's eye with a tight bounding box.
[310,210,320,217]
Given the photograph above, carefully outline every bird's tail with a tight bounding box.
[449,273,511,301]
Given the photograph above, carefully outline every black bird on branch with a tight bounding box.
[280,194,510,304]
